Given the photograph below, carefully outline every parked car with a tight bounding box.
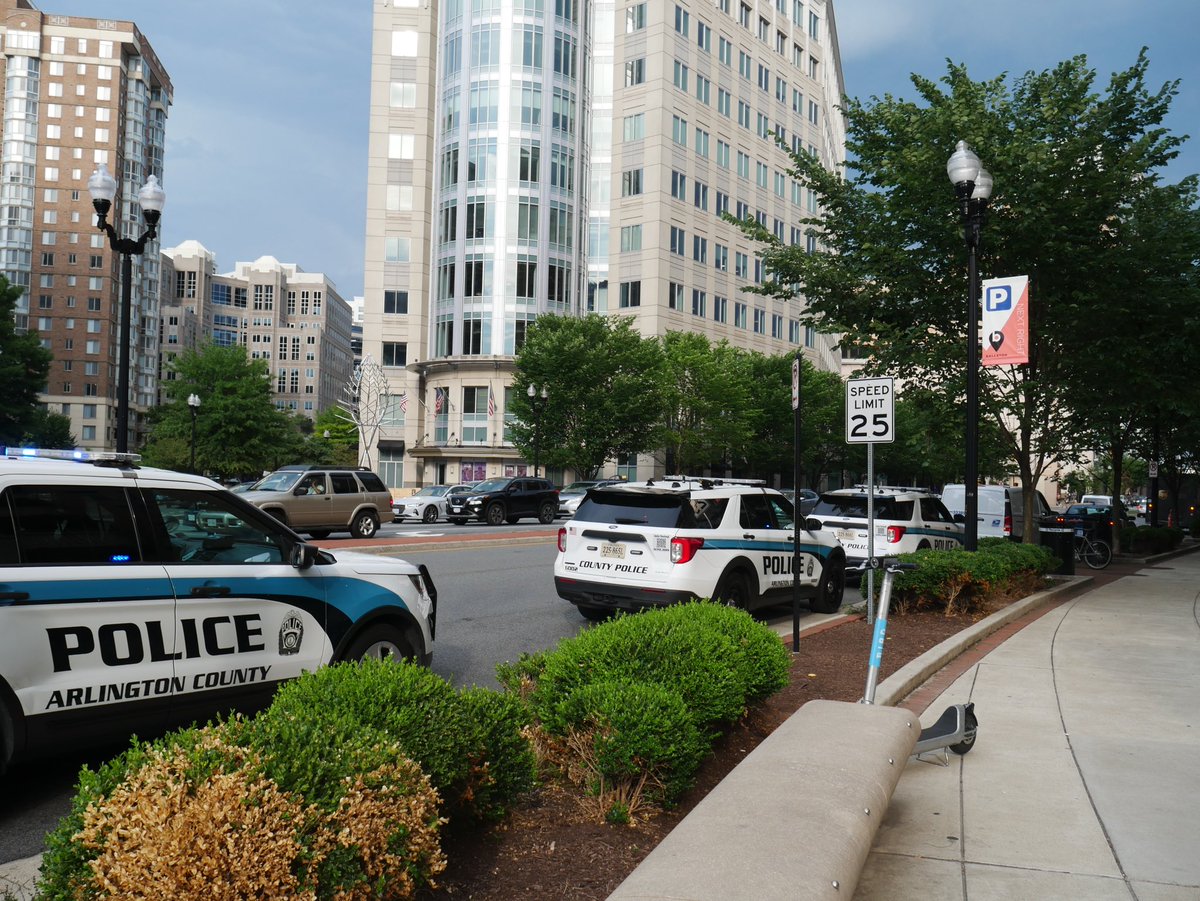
[940,484,1054,541]
[809,487,963,569]
[780,488,819,517]
[0,447,436,775]
[393,485,452,524]
[554,476,845,620]
[557,478,625,517]
[1049,503,1128,543]
[446,477,559,525]
[241,465,394,539]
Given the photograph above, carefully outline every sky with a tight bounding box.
[44,0,1200,303]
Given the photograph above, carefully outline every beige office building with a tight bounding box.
[363,0,845,488]
[161,240,355,420]
[0,1,170,451]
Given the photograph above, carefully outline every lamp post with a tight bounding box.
[87,163,166,453]
[187,393,201,473]
[527,383,549,477]
[947,141,993,552]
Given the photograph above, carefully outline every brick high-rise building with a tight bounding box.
[0,1,170,451]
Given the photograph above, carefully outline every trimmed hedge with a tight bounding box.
[864,538,1058,613]
[1125,526,1185,554]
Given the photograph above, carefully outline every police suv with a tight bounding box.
[0,448,436,774]
[808,486,964,568]
[553,477,846,620]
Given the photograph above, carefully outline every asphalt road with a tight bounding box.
[0,530,856,865]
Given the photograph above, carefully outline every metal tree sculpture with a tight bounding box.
[339,355,389,469]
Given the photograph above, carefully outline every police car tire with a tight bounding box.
[485,503,506,526]
[713,569,753,610]
[0,700,13,775]
[342,624,416,663]
[422,505,439,524]
[537,502,557,524]
[351,511,380,539]
[810,561,845,614]
[577,604,610,622]
[917,540,931,550]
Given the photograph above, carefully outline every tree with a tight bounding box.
[512,315,667,478]
[308,406,359,468]
[733,50,1194,541]
[0,276,53,447]
[142,343,304,479]
[659,333,753,475]
[20,408,76,449]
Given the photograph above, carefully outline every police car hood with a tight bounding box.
[325,547,421,575]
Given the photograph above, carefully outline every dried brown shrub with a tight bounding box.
[75,731,317,900]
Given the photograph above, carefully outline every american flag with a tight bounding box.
[398,391,408,413]
[434,386,445,414]
[488,385,496,417]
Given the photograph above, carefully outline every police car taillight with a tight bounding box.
[885,525,905,543]
[557,527,567,552]
[671,536,704,563]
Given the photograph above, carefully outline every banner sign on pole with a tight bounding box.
[981,275,1029,367]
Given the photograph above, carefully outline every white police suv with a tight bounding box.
[808,486,964,568]
[0,448,436,774]
[554,477,846,620]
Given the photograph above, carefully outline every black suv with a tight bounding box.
[447,477,559,525]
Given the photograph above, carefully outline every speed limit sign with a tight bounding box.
[846,377,894,444]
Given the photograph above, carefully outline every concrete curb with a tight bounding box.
[0,854,38,901]
[607,701,919,901]
[873,574,1090,708]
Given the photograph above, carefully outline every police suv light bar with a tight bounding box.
[1,446,141,465]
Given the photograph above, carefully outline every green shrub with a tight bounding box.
[655,602,791,702]
[529,608,751,736]
[495,649,549,695]
[455,687,538,822]
[1126,526,1185,554]
[563,678,709,805]
[864,540,1056,614]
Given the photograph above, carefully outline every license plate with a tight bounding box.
[1074,527,1083,538]
[837,529,858,541]
[601,543,625,559]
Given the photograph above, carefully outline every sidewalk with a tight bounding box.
[855,548,1200,900]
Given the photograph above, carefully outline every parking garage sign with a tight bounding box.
[846,377,894,444]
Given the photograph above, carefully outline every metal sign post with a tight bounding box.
[846,377,895,625]
[791,353,802,653]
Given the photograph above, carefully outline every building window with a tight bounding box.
[384,290,408,314]
[382,343,407,367]
[619,224,642,252]
[624,57,645,86]
[626,2,646,31]
[619,281,641,308]
[668,281,685,310]
[621,168,643,196]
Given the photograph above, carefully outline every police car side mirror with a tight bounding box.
[290,543,318,570]
[804,517,823,532]
[953,513,966,523]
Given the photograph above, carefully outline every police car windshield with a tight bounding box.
[254,471,303,492]
[813,495,912,520]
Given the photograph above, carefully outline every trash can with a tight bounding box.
[1039,526,1075,575]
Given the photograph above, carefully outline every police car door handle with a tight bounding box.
[190,585,231,597]
[743,533,756,540]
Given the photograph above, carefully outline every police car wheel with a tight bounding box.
[713,571,752,609]
[0,701,13,775]
[343,625,415,663]
[422,505,438,524]
[577,604,610,622]
[917,540,931,550]
[351,511,380,539]
[810,561,845,614]
[537,502,557,524]
[485,503,506,526]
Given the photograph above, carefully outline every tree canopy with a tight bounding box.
[733,50,1199,531]
[0,276,53,447]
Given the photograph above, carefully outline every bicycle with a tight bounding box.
[1073,525,1112,569]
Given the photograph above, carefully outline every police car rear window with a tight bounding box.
[813,496,913,520]
[575,491,698,528]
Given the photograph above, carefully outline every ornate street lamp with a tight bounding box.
[87,163,166,453]
[527,383,549,477]
[947,140,994,551]
[187,393,201,472]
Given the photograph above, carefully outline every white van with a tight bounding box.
[1079,494,1113,506]
[939,484,1053,541]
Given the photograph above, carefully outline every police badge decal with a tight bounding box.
[278,612,304,655]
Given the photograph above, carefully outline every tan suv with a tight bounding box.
[243,465,394,539]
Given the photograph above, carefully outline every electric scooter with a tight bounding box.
[859,559,978,758]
